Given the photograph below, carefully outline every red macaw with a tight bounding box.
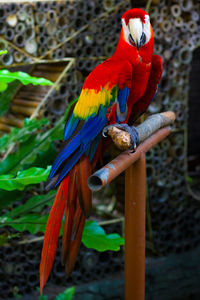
[40,8,162,293]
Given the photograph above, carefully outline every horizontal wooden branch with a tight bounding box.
[107,111,176,150]
[88,111,176,191]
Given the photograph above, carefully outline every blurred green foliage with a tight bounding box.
[0,70,124,252]
[0,69,53,117]
[55,286,75,300]
[0,50,8,55]
[0,69,53,92]
[0,118,49,153]
[38,286,75,300]
[0,81,20,117]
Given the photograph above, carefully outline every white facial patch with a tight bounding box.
[121,18,132,46]
[143,15,151,44]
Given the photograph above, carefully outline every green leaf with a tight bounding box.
[0,98,78,175]
[0,50,8,55]
[0,81,20,116]
[0,69,53,92]
[4,190,56,218]
[0,190,56,234]
[82,220,124,251]
[55,287,75,300]
[0,82,8,92]
[0,214,48,234]
[0,118,49,153]
[0,166,51,191]
[0,135,39,175]
[39,294,48,300]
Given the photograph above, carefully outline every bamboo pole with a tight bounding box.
[15,94,45,101]
[0,122,12,133]
[0,115,24,128]
[11,105,35,116]
[12,99,39,108]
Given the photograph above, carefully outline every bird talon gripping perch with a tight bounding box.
[103,123,139,151]
[40,8,163,294]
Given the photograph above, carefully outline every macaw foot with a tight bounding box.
[102,123,139,151]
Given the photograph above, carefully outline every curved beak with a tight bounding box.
[128,18,143,50]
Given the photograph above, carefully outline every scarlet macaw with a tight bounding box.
[40,8,163,292]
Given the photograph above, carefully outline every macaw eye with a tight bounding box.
[140,32,146,46]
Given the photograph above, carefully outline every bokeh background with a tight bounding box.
[0,0,199,299]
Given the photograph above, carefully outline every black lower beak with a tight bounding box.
[136,41,140,50]
[129,34,140,50]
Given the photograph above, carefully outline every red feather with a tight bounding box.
[40,175,69,294]
[62,169,77,264]
[62,157,92,273]
[64,202,85,275]
[75,155,92,217]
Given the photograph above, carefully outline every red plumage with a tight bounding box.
[123,8,148,24]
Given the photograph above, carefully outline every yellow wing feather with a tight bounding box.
[74,84,116,119]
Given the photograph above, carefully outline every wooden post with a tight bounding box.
[125,154,146,300]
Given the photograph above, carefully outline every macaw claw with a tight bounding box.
[102,125,113,137]
[102,123,139,152]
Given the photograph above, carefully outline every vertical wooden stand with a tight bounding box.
[125,154,146,300]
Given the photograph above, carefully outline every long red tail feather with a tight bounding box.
[40,175,69,294]
[75,156,92,217]
[65,205,85,275]
[62,169,77,264]
[40,154,96,294]
[62,156,92,273]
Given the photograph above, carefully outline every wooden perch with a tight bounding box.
[88,111,176,191]
[107,111,176,150]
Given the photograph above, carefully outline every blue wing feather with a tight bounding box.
[50,105,107,185]
[86,134,102,162]
[64,113,79,140]
[49,132,81,178]
[118,87,129,113]
[116,87,129,122]
[55,145,84,187]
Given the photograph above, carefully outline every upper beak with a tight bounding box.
[129,18,143,49]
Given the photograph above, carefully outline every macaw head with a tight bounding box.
[121,8,153,50]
